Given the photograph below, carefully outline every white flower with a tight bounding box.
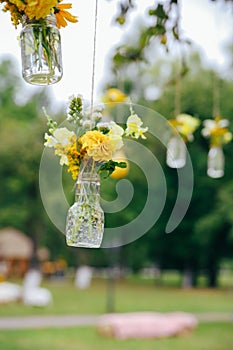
[202,119,215,137]
[97,122,110,130]
[59,154,69,166]
[92,112,102,121]
[108,121,124,150]
[44,133,57,147]
[202,117,232,145]
[109,121,124,136]
[125,114,148,139]
[53,127,76,146]
[218,119,229,128]
[82,120,94,129]
[94,103,105,112]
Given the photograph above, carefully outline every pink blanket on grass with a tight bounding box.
[97,312,198,339]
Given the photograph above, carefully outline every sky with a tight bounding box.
[0,0,232,105]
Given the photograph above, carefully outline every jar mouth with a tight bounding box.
[22,14,57,27]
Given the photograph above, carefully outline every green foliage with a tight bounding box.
[114,0,135,25]
[0,57,65,258]
[104,45,233,286]
[110,0,193,72]
[99,160,127,179]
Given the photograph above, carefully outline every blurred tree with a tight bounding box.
[102,31,233,286]
[0,57,69,262]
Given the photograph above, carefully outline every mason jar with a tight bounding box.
[20,14,63,85]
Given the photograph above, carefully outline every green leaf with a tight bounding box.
[172,26,179,40]
[98,160,127,179]
[149,4,168,20]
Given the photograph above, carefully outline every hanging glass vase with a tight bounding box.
[207,146,224,178]
[20,14,63,85]
[65,158,104,248]
[166,135,186,168]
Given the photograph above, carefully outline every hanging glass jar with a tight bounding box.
[166,135,186,168]
[207,146,224,178]
[20,14,63,85]
[65,158,104,248]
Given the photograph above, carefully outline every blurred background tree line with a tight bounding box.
[0,0,233,287]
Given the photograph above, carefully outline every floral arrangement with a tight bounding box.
[44,95,148,180]
[0,0,78,28]
[0,1,78,85]
[201,116,232,147]
[168,113,200,142]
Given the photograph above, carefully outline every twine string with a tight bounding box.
[213,74,220,118]
[90,0,99,118]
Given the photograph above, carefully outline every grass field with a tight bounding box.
[0,277,233,349]
[0,323,232,350]
[0,278,233,316]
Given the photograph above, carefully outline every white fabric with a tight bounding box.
[0,282,22,303]
[75,266,93,289]
[22,269,53,307]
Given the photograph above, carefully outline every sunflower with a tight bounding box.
[9,0,58,20]
[54,2,78,28]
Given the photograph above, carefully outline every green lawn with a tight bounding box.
[0,323,232,350]
[0,278,233,349]
[0,278,233,316]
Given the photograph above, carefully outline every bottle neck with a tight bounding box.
[75,173,101,202]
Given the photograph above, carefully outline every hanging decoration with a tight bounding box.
[166,114,200,169]
[164,15,199,170]
[43,96,148,247]
[0,0,77,85]
[202,116,232,178]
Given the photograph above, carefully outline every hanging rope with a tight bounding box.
[174,70,181,117]
[213,74,220,118]
[90,0,99,117]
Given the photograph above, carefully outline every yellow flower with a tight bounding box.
[176,114,200,136]
[169,114,200,141]
[102,88,128,104]
[67,143,85,180]
[8,0,26,12]
[10,0,58,20]
[2,2,22,26]
[110,151,129,179]
[79,130,116,162]
[125,114,148,139]
[223,132,232,143]
[54,2,78,29]
[202,116,232,146]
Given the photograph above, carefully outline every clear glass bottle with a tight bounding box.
[65,159,104,248]
[207,146,224,178]
[166,135,186,168]
[20,14,63,85]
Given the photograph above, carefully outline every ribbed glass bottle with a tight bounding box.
[65,160,104,248]
[207,146,224,178]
